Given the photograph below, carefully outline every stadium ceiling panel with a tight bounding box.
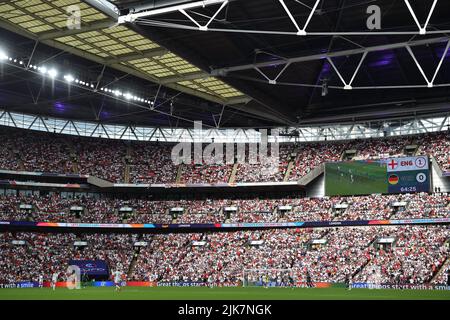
[0,0,248,107]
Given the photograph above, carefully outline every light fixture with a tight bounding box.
[0,50,7,60]
[321,79,328,97]
[64,74,75,83]
[48,68,58,78]
[1,50,153,107]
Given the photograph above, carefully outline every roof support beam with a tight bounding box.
[278,0,321,35]
[406,39,450,87]
[212,36,450,75]
[159,71,209,84]
[106,48,169,64]
[326,51,368,90]
[118,0,228,23]
[404,0,438,35]
[179,0,228,31]
[37,20,116,40]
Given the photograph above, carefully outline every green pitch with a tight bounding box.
[0,287,449,300]
[325,161,387,196]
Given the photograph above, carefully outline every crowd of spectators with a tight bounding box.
[417,131,450,172]
[288,143,344,181]
[180,163,233,184]
[353,136,415,160]
[354,226,448,284]
[0,232,134,283]
[0,192,448,224]
[395,193,449,219]
[129,143,177,184]
[0,128,73,173]
[132,233,193,282]
[280,197,340,222]
[178,144,234,183]
[75,137,126,183]
[292,227,377,282]
[0,225,447,285]
[338,195,394,221]
[0,127,449,183]
[235,144,293,183]
[134,226,448,285]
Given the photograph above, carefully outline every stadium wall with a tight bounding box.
[305,174,325,198]
[431,158,450,192]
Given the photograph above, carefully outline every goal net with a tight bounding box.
[242,269,298,287]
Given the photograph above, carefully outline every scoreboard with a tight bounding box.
[325,156,430,196]
[382,156,430,193]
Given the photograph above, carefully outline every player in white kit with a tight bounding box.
[38,275,44,288]
[113,270,122,292]
[51,272,59,291]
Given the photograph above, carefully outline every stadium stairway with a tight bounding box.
[283,160,294,182]
[176,165,183,183]
[124,165,130,184]
[273,207,279,221]
[65,139,79,173]
[351,236,379,280]
[431,257,449,284]
[158,236,192,279]
[127,235,149,279]
[127,253,139,279]
[11,149,25,171]
[124,146,132,183]
[228,163,238,183]
[217,207,225,222]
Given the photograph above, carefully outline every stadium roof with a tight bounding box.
[0,0,450,128]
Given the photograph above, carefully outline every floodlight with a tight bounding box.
[0,50,7,60]
[64,74,75,83]
[48,68,58,78]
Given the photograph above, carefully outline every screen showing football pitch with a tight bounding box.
[325,156,430,196]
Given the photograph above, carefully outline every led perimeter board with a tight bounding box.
[325,156,430,196]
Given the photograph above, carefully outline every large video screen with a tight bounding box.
[68,260,109,276]
[325,156,430,196]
